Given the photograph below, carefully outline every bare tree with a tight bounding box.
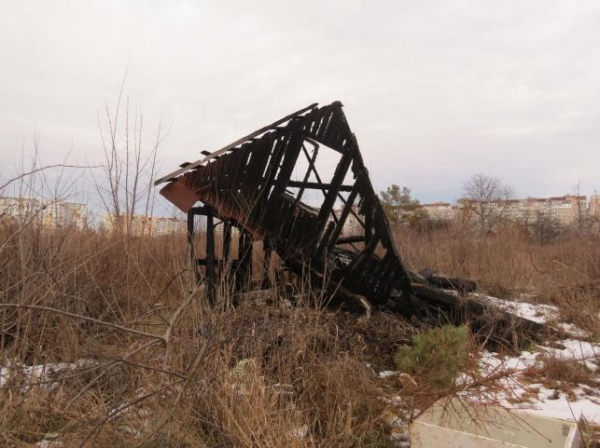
[92,72,164,237]
[572,180,590,236]
[462,173,513,235]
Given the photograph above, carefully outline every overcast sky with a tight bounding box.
[1,0,599,205]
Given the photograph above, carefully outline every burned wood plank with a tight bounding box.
[287,181,354,192]
[418,269,478,294]
[326,187,360,251]
[206,209,216,306]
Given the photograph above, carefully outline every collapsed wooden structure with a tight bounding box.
[154,102,544,336]
[156,102,416,309]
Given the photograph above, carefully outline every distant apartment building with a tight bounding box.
[101,214,187,236]
[494,195,588,226]
[517,195,587,226]
[589,194,600,217]
[0,196,87,229]
[421,202,454,220]
[419,195,592,227]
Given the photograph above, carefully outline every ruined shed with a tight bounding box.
[155,102,413,310]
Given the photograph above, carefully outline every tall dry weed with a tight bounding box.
[395,223,600,337]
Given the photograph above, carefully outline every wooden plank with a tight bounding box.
[223,220,232,263]
[291,144,319,208]
[287,180,354,192]
[206,210,216,306]
[315,221,335,259]
[335,234,365,245]
[316,150,352,230]
[265,128,304,214]
[326,186,359,252]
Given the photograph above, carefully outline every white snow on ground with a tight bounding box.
[477,293,598,338]
[35,434,61,448]
[468,295,600,424]
[0,359,98,389]
[382,294,600,447]
[0,361,89,447]
[476,293,560,325]
[0,365,8,387]
[477,346,600,423]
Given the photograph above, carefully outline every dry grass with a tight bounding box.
[395,223,600,337]
[1,222,418,447]
[520,353,599,399]
[1,213,599,446]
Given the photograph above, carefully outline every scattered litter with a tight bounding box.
[288,424,309,439]
[411,397,581,448]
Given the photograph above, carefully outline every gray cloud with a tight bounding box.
[1,0,599,203]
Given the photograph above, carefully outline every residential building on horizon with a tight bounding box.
[421,194,595,226]
[0,196,87,229]
[589,194,600,217]
[101,213,187,236]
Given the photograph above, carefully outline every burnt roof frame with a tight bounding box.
[156,101,412,308]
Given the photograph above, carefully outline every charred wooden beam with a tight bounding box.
[418,269,478,294]
[287,181,354,192]
[335,235,365,245]
[205,209,216,306]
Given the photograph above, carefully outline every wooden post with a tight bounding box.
[187,209,200,284]
[261,238,272,288]
[206,209,216,306]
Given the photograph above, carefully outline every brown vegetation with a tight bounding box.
[0,220,418,447]
[396,223,600,337]
[1,203,598,447]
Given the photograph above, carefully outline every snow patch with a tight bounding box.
[0,359,98,390]
[475,338,600,424]
[475,293,559,325]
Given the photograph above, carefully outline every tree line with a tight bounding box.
[379,173,598,243]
